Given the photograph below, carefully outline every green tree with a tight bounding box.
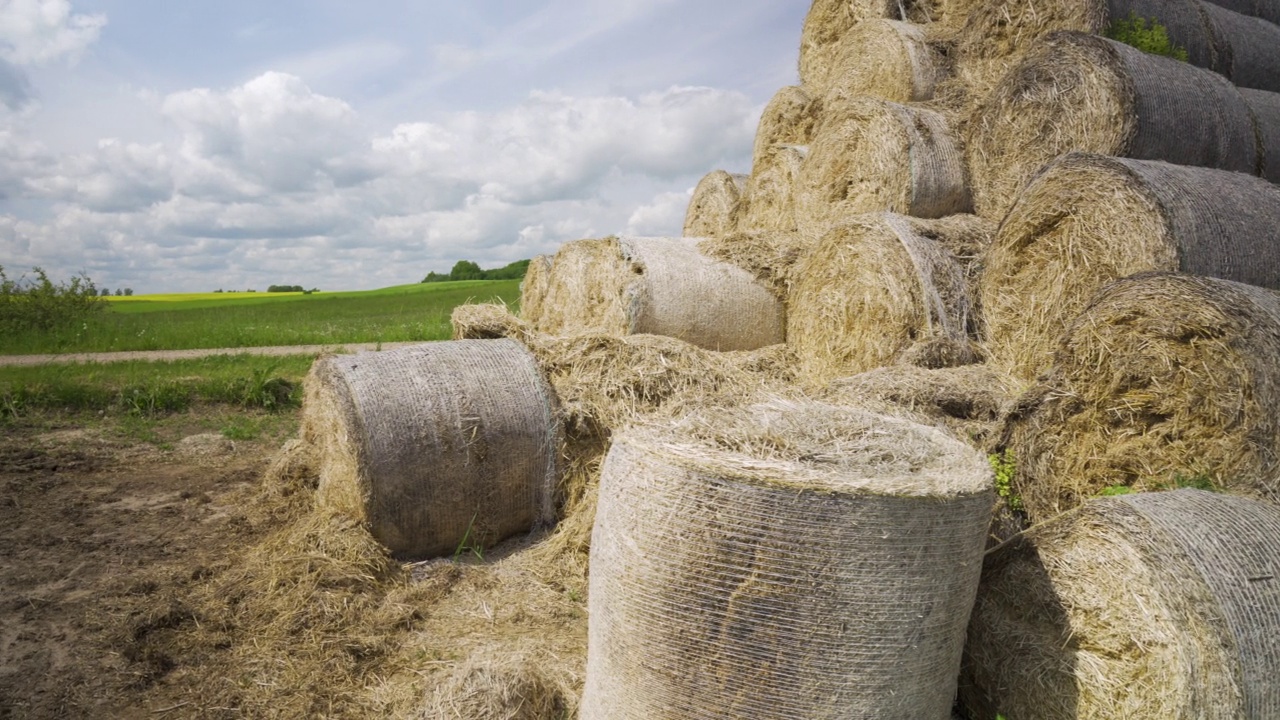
[449,260,484,281]
[0,265,104,334]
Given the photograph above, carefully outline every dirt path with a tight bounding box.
[0,342,423,367]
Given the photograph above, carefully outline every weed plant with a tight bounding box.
[1105,14,1190,61]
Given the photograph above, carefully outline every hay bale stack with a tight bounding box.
[581,400,993,720]
[1203,0,1280,24]
[696,230,818,299]
[789,213,994,386]
[981,153,1280,381]
[821,20,943,104]
[450,302,530,341]
[1242,87,1280,183]
[967,32,1260,219]
[534,236,785,351]
[741,145,807,234]
[799,0,954,88]
[962,490,1280,719]
[796,99,969,237]
[519,254,554,325]
[750,87,820,171]
[682,170,746,239]
[1200,1,1280,92]
[1000,272,1280,523]
[303,340,561,560]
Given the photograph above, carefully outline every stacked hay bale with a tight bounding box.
[817,20,944,104]
[582,400,993,719]
[696,230,817,300]
[683,171,747,239]
[533,236,785,351]
[738,87,820,235]
[303,340,561,560]
[998,273,1280,524]
[798,0,957,90]
[962,489,1280,719]
[788,213,993,386]
[1204,0,1280,24]
[518,254,553,325]
[1242,87,1280,182]
[980,153,1280,382]
[966,32,1265,219]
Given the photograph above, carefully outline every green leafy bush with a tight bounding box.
[989,450,1022,512]
[0,265,104,335]
[1105,14,1189,61]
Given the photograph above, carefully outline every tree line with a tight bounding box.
[422,259,530,283]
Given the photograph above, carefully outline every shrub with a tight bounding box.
[1105,14,1189,61]
[0,265,105,335]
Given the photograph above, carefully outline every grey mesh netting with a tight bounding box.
[309,339,560,560]
[1241,87,1280,183]
[581,400,994,719]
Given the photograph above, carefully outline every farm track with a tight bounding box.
[0,342,424,367]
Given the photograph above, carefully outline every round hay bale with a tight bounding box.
[451,302,530,341]
[741,145,807,234]
[533,236,785,351]
[1242,87,1280,183]
[980,153,1280,382]
[796,99,970,238]
[518,254,553,325]
[682,170,746,240]
[798,0,952,89]
[581,400,993,720]
[967,32,1260,219]
[788,213,993,386]
[821,20,944,104]
[421,654,572,720]
[750,87,820,172]
[1000,272,1280,523]
[1203,0,1280,24]
[696,230,819,299]
[303,339,561,560]
[961,489,1280,719]
[1200,1,1280,92]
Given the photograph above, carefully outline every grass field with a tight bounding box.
[0,279,521,355]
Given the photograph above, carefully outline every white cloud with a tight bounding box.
[626,188,692,236]
[0,0,106,65]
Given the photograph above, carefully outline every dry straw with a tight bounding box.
[696,230,818,299]
[683,170,747,239]
[980,153,1280,382]
[798,0,953,88]
[741,145,807,234]
[518,254,553,325]
[1000,272,1280,523]
[789,213,994,386]
[581,399,993,720]
[533,236,785,351]
[1242,87,1280,183]
[450,302,530,341]
[820,20,943,104]
[419,653,574,720]
[796,98,970,239]
[967,32,1261,219]
[303,339,561,560]
[750,86,820,172]
[962,490,1280,719]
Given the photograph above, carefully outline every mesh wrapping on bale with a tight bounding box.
[534,236,785,351]
[962,490,1280,720]
[967,32,1261,219]
[789,213,993,386]
[696,230,818,299]
[1242,87,1280,183]
[821,20,943,104]
[980,153,1280,381]
[1200,1,1280,92]
[1203,0,1280,24]
[581,400,993,720]
[797,99,969,238]
[518,254,553,325]
[741,145,807,234]
[1001,272,1280,523]
[682,170,746,239]
[750,87,820,173]
[450,302,530,341]
[304,340,561,560]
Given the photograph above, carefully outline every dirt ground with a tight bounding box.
[0,410,295,719]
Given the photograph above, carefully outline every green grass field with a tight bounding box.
[0,279,521,355]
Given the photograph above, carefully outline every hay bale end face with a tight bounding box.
[534,236,785,351]
[820,20,943,105]
[741,144,807,234]
[789,213,993,386]
[980,153,1280,381]
[1002,272,1280,522]
[962,490,1280,719]
[304,340,561,560]
[682,170,747,240]
[750,87,820,173]
[518,254,554,325]
[582,400,993,720]
[967,31,1260,219]
[797,99,969,238]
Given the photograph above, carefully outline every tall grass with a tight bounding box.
[0,280,520,354]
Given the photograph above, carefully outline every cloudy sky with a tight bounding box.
[0,0,807,293]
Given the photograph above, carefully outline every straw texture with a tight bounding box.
[741,145,807,234]
[1000,272,1280,523]
[797,99,969,238]
[967,32,1261,219]
[683,171,746,239]
[820,20,942,104]
[305,340,561,560]
[451,302,529,341]
[696,230,818,299]
[981,153,1280,381]
[750,87,820,173]
[582,400,993,720]
[962,490,1280,720]
[1241,87,1280,183]
[518,254,554,325]
[789,213,993,386]
[535,236,785,351]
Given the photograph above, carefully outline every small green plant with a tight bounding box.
[226,363,296,410]
[452,514,485,563]
[221,415,264,441]
[1105,13,1189,61]
[1099,484,1135,496]
[1158,472,1217,492]
[989,450,1022,512]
